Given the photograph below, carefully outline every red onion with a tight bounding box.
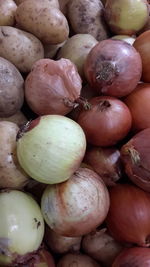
[112,247,150,267]
[57,253,100,267]
[106,183,150,247]
[82,228,123,267]
[134,30,150,82]
[44,226,82,254]
[84,39,142,97]
[121,128,150,192]
[124,83,150,133]
[77,96,132,146]
[84,146,122,186]
[25,58,82,116]
[41,168,110,237]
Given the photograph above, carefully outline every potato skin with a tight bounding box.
[0,0,17,26]
[0,57,24,117]
[0,121,29,189]
[15,0,60,8]
[0,26,44,72]
[15,0,69,44]
[0,111,27,127]
[67,0,109,41]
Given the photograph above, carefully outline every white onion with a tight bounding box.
[17,115,86,184]
[0,190,44,265]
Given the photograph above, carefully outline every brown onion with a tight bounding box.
[84,39,142,98]
[44,225,82,254]
[57,253,100,267]
[84,146,122,186]
[41,168,110,237]
[134,30,150,82]
[121,128,150,192]
[82,228,123,267]
[77,96,132,146]
[25,58,82,116]
[124,83,150,132]
[112,247,150,267]
[106,183,150,246]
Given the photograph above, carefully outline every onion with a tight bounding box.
[134,30,150,82]
[84,39,142,98]
[84,146,122,186]
[121,128,150,192]
[77,96,132,146]
[25,58,82,116]
[111,35,135,45]
[41,168,110,237]
[22,248,56,267]
[104,0,149,35]
[0,190,44,266]
[82,228,123,267]
[57,253,100,267]
[17,115,86,184]
[124,83,150,132]
[106,183,150,246]
[112,247,150,267]
[44,226,82,254]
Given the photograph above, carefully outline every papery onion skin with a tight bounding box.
[106,183,150,247]
[22,249,56,267]
[0,190,44,266]
[124,83,150,132]
[44,226,82,254]
[57,253,100,267]
[84,39,142,98]
[121,128,150,192]
[25,58,82,116]
[134,30,150,82]
[77,96,132,146]
[112,247,150,267]
[82,228,123,267]
[41,168,110,237]
[84,146,122,186]
[17,115,86,184]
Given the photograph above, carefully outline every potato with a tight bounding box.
[0,0,17,26]
[14,0,60,8]
[0,57,24,117]
[15,0,69,44]
[0,111,27,127]
[67,0,109,41]
[0,121,29,189]
[57,34,98,78]
[0,26,44,72]
[58,0,70,15]
[44,40,66,59]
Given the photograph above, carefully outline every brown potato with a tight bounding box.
[0,26,44,72]
[0,111,27,127]
[0,57,24,117]
[15,0,69,44]
[0,121,29,189]
[67,0,109,41]
[0,0,17,26]
[57,34,98,78]
[14,0,60,8]
[58,0,70,15]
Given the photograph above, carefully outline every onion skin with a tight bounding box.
[84,146,122,186]
[44,226,82,254]
[82,228,123,267]
[77,96,132,146]
[25,58,82,116]
[121,128,150,192]
[57,253,100,267]
[84,39,142,98]
[41,168,110,237]
[22,249,56,267]
[106,183,150,247]
[104,0,149,35]
[134,30,150,82]
[124,83,150,132]
[17,115,86,184]
[112,247,150,267]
